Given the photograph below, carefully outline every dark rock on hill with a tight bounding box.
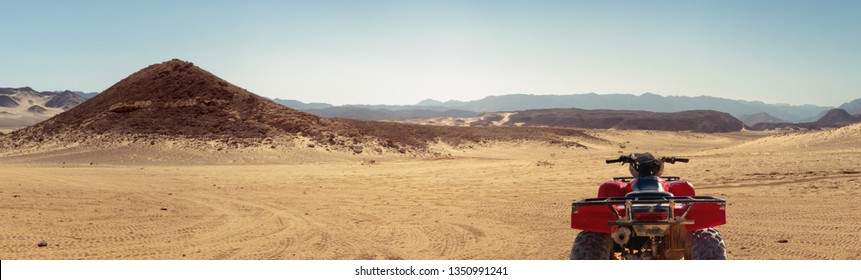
[0,95,19,107]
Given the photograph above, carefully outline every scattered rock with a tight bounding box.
[777,239,789,243]
[37,241,48,247]
[12,194,20,198]
[307,143,316,148]
[352,146,363,154]
[160,207,168,211]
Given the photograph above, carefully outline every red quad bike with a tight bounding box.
[570,153,727,260]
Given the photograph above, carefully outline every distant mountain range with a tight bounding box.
[276,93,845,123]
[4,87,857,132]
[0,87,88,131]
[840,98,861,115]
[752,108,861,130]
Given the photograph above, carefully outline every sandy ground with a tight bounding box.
[1,125,860,259]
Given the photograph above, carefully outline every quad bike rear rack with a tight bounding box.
[613,176,681,182]
[571,196,726,232]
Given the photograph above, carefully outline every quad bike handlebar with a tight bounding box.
[606,155,689,164]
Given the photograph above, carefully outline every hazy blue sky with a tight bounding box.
[1,0,859,106]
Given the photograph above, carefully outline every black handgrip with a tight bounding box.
[663,157,689,163]
[606,156,628,164]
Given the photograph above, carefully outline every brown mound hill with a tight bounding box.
[470,108,744,133]
[7,59,339,141]
[812,108,860,127]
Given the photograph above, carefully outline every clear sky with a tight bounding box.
[1,0,859,106]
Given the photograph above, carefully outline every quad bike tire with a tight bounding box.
[570,231,613,260]
[687,228,727,260]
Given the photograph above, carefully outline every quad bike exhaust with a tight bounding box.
[611,227,631,245]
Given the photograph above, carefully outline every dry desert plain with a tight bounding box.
[1,124,860,260]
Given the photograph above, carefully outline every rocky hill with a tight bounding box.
[6,60,338,142]
[465,108,745,133]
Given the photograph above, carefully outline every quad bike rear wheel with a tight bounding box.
[686,227,727,260]
[570,231,613,260]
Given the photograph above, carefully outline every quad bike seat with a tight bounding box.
[625,176,674,199]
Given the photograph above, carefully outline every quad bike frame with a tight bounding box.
[570,154,728,260]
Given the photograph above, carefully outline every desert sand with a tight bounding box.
[2,124,860,260]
